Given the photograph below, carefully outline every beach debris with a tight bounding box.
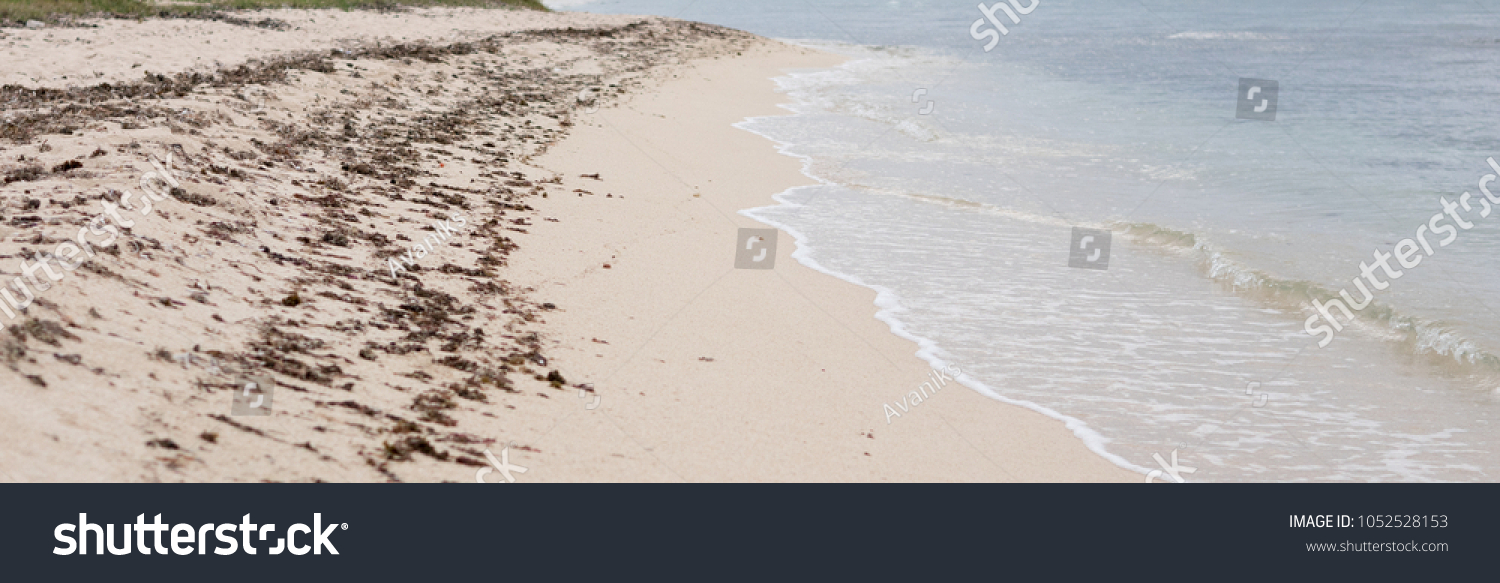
[383,435,448,461]
[0,16,759,483]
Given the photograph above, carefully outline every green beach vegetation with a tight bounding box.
[1,0,547,26]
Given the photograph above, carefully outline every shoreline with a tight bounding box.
[0,7,1135,482]
[732,88,1156,479]
[512,37,1136,481]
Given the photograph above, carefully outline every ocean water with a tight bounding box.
[550,0,1500,481]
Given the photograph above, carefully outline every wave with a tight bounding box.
[746,164,1500,383]
[731,124,1500,387]
[737,37,1500,484]
[768,41,959,143]
[1114,221,1500,382]
[1166,32,1287,41]
[731,115,1158,479]
[764,170,1500,381]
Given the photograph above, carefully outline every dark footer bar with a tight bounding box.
[2,484,1489,580]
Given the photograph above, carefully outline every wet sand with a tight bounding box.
[0,7,1134,482]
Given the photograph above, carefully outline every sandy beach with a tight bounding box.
[0,6,1133,482]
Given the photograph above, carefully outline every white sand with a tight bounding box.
[0,7,632,88]
[510,41,1135,482]
[0,7,1134,482]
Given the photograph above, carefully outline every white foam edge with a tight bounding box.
[730,103,1157,479]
